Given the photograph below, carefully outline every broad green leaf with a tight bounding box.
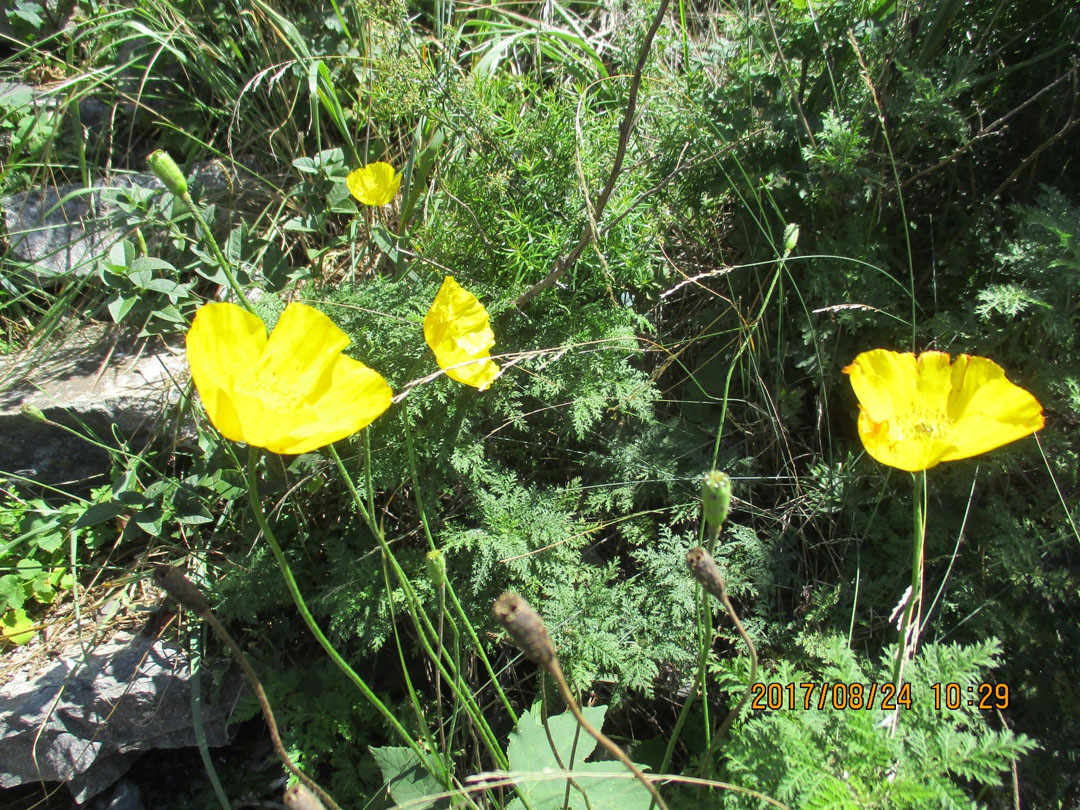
[108,294,138,324]
[34,529,65,554]
[73,501,126,529]
[506,705,653,810]
[133,506,164,536]
[2,608,35,645]
[0,574,25,611]
[129,257,176,274]
[369,746,446,809]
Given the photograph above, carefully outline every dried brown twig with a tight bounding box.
[513,0,672,309]
[493,592,671,810]
[153,565,339,810]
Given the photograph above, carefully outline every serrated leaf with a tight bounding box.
[34,529,64,553]
[369,746,446,809]
[0,574,24,611]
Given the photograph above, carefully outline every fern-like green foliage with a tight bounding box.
[711,637,1034,809]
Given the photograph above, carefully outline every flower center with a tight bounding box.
[236,368,306,411]
[894,405,950,441]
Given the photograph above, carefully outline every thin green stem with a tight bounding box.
[891,471,927,689]
[381,554,448,785]
[401,415,520,724]
[240,447,437,774]
[655,522,720,799]
[328,444,510,768]
[178,190,253,312]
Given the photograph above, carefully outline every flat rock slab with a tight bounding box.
[0,630,240,803]
[2,162,238,286]
[0,324,187,485]
[2,175,162,285]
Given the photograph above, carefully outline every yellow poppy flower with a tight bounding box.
[346,161,402,206]
[842,349,1044,471]
[423,276,500,390]
[186,302,392,454]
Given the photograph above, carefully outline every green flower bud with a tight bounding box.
[701,470,732,532]
[147,150,188,196]
[20,405,47,423]
[425,549,447,588]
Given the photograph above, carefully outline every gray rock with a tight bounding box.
[2,163,242,286]
[0,323,187,485]
[2,173,164,285]
[106,779,144,810]
[83,778,145,810]
[0,632,239,803]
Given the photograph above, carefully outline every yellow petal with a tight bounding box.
[423,276,500,390]
[186,302,268,444]
[347,161,402,206]
[843,349,918,425]
[259,303,351,395]
[844,349,1043,471]
[257,355,393,454]
[855,405,952,471]
[941,355,1045,461]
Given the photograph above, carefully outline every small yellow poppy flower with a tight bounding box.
[842,349,1044,472]
[186,302,393,454]
[346,161,402,206]
[423,276,500,391]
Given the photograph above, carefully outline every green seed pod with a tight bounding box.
[425,549,447,588]
[147,150,188,196]
[701,470,732,532]
[20,405,47,423]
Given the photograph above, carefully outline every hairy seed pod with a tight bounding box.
[701,470,732,532]
[147,150,188,196]
[493,592,555,668]
[152,565,211,616]
[686,546,726,603]
[284,784,327,810]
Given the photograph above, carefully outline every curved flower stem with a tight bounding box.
[654,524,721,799]
[401,414,519,725]
[241,447,439,776]
[891,470,927,690]
[177,189,253,313]
[327,444,510,769]
[381,554,448,782]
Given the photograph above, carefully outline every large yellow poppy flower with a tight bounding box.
[423,276,499,391]
[346,161,402,206]
[186,302,393,454]
[842,349,1044,471]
